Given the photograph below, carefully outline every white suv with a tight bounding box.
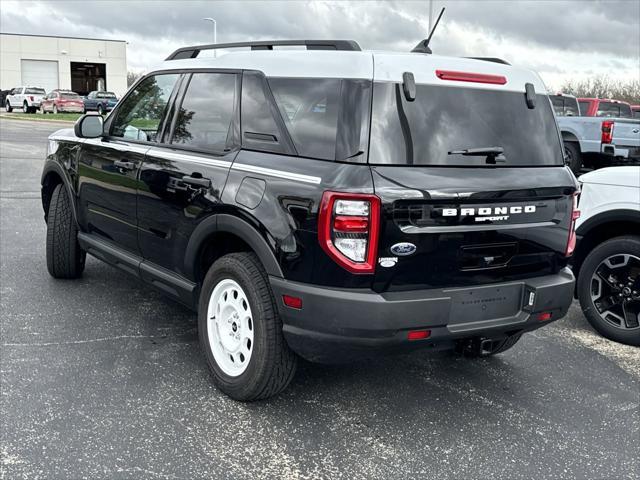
[573,167,640,346]
[5,86,46,113]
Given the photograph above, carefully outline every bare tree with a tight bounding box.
[127,71,144,87]
[560,76,640,104]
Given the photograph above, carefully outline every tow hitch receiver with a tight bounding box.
[457,337,497,356]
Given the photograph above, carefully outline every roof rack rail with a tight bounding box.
[166,40,361,60]
[466,57,511,65]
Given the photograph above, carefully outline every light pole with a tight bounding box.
[203,17,217,57]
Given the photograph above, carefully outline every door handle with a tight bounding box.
[181,175,211,188]
[114,160,136,170]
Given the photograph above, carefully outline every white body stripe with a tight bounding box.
[232,163,321,185]
[146,148,231,169]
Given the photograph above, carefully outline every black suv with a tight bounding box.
[41,40,578,401]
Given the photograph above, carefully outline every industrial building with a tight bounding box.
[0,33,127,96]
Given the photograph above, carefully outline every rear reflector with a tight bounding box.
[282,295,302,310]
[407,329,431,340]
[435,70,507,85]
[565,192,580,257]
[537,312,553,321]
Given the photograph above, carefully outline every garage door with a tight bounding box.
[21,60,59,93]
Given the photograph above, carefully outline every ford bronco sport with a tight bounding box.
[41,40,578,401]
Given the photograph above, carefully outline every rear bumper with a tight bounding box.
[270,268,575,363]
[601,144,640,159]
[58,105,84,113]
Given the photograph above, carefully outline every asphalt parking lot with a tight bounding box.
[1,116,639,479]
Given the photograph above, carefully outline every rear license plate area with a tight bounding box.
[449,284,523,324]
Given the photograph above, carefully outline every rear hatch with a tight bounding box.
[369,55,578,292]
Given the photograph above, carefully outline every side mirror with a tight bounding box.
[74,114,104,138]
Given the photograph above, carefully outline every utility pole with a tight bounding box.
[203,17,217,57]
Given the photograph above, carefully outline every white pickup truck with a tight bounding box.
[550,94,640,173]
[4,86,46,113]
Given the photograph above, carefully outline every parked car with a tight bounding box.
[41,39,578,401]
[632,105,640,119]
[40,90,85,114]
[572,166,640,346]
[578,98,633,118]
[83,91,118,115]
[550,93,581,117]
[5,86,46,113]
[556,114,640,173]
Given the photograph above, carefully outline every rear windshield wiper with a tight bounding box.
[448,146,506,164]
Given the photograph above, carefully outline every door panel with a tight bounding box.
[138,147,236,277]
[77,138,148,253]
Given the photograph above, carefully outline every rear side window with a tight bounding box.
[369,83,563,167]
[550,95,580,116]
[171,73,237,152]
[110,74,179,142]
[268,78,340,160]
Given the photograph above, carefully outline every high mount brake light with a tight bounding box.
[601,120,614,144]
[435,70,507,85]
[318,192,380,274]
[565,192,580,257]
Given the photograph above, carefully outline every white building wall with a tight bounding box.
[0,33,127,96]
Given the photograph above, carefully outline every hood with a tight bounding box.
[579,167,640,188]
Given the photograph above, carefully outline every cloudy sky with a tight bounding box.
[1,0,638,90]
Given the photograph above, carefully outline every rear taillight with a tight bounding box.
[565,192,580,257]
[318,191,380,274]
[435,70,507,85]
[601,120,614,144]
[29,96,34,101]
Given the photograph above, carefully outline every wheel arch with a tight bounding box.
[561,130,580,145]
[185,213,284,284]
[573,210,640,284]
[41,162,78,224]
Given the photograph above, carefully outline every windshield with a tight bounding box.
[369,83,563,167]
[25,88,45,95]
[61,92,80,99]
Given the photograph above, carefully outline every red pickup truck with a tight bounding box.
[578,98,633,118]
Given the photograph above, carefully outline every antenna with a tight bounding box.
[411,7,445,54]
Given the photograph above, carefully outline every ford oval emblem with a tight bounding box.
[390,242,417,256]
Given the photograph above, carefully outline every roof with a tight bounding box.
[0,32,126,43]
[153,49,546,93]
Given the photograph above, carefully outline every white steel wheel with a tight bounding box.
[207,278,254,377]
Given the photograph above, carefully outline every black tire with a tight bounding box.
[97,104,104,115]
[46,184,85,279]
[40,105,46,114]
[198,252,297,401]
[53,105,58,115]
[22,101,29,114]
[5,100,12,112]
[457,333,523,357]
[577,236,640,346]
[564,141,582,175]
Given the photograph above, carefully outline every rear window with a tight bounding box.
[61,92,80,99]
[578,100,590,115]
[369,83,563,167]
[596,102,632,118]
[267,77,371,161]
[550,95,580,116]
[25,88,45,95]
[98,92,117,99]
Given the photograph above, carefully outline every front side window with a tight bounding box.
[171,73,237,152]
[110,74,179,142]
